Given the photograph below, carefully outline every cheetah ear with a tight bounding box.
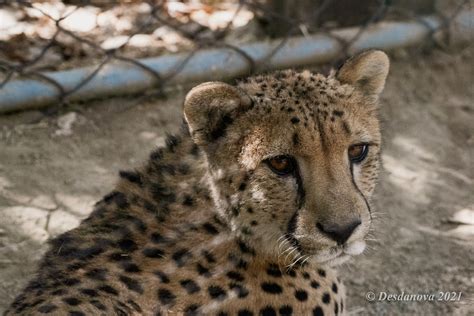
[336,50,389,98]
[184,82,252,146]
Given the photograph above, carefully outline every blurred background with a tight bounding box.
[0,0,473,315]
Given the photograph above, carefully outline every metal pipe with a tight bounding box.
[0,10,472,113]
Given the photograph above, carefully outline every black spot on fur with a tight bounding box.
[143,247,165,259]
[332,283,338,293]
[124,215,147,233]
[70,244,106,262]
[237,259,248,270]
[260,306,277,316]
[158,288,176,305]
[128,300,142,313]
[226,271,245,282]
[117,238,138,252]
[318,269,326,277]
[114,307,127,316]
[98,285,119,296]
[333,110,344,117]
[108,252,131,262]
[154,270,170,283]
[279,305,293,316]
[290,117,300,124]
[196,263,212,277]
[180,279,201,294]
[203,222,219,235]
[102,191,119,205]
[334,302,339,314]
[228,205,238,216]
[69,312,85,316]
[322,292,331,304]
[150,232,166,244]
[237,241,255,256]
[261,282,283,294]
[121,262,141,273]
[190,144,200,157]
[119,275,143,294]
[302,272,310,279]
[208,285,227,300]
[51,289,67,296]
[229,283,249,298]
[90,300,107,311]
[85,269,107,281]
[311,281,320,289]
[172,249,192,267]
[238,310,254,316]
[210,114,233,141]
[119,170,142,186]
[266,264,282,277]
[113,192,130,210]
[150,148,164,161]
[184,304,200,316]
[150,182,176,203]
[62,297,81,306]
[63,278,81,286]
[295,289,308,301]
[313,306,324,316]
[182,195,194,206]
[165,134,180,152]
[38,304,57,313]
[80,288,98,297]
[202,250,216,263]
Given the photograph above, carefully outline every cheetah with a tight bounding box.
[6,50,389,316]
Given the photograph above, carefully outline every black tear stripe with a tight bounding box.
[316,115,328,152]
[285,165,305,251]
[349,163,372,220]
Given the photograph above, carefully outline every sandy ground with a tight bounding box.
[0,46,473,315]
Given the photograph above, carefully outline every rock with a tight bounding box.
[140,131,157,140]
[0,206,49,242]
[55,112,83,136]
[449,208,474,225]
[445,225,474,241]
[47,209,80,236]
[30,195,57,210]
[155,136,166,147]
[55,193,95,217]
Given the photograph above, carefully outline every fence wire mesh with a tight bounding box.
[0,0,471,110]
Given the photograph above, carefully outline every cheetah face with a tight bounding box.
[185,51,389,267]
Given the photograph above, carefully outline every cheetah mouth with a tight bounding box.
[300,240,367,267]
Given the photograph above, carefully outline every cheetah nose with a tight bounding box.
[316,219,361,245]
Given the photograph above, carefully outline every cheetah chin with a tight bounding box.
[303,240,367,267]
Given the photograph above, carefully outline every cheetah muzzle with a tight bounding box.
[6,50,389,316]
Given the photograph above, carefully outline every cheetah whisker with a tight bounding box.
[301,255,312,266]
[284,246,300,263]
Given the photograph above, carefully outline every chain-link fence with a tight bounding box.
[0,0,471,113]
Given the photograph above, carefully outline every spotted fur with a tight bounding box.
[6,50,389,315]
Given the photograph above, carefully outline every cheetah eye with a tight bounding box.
[348,144,369,163]
[266,155,296,176]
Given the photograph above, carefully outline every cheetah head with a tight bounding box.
[184,50,389,267]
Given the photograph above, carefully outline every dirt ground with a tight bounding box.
[0,46,472,315]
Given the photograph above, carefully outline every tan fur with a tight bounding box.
[6,50,389,316]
